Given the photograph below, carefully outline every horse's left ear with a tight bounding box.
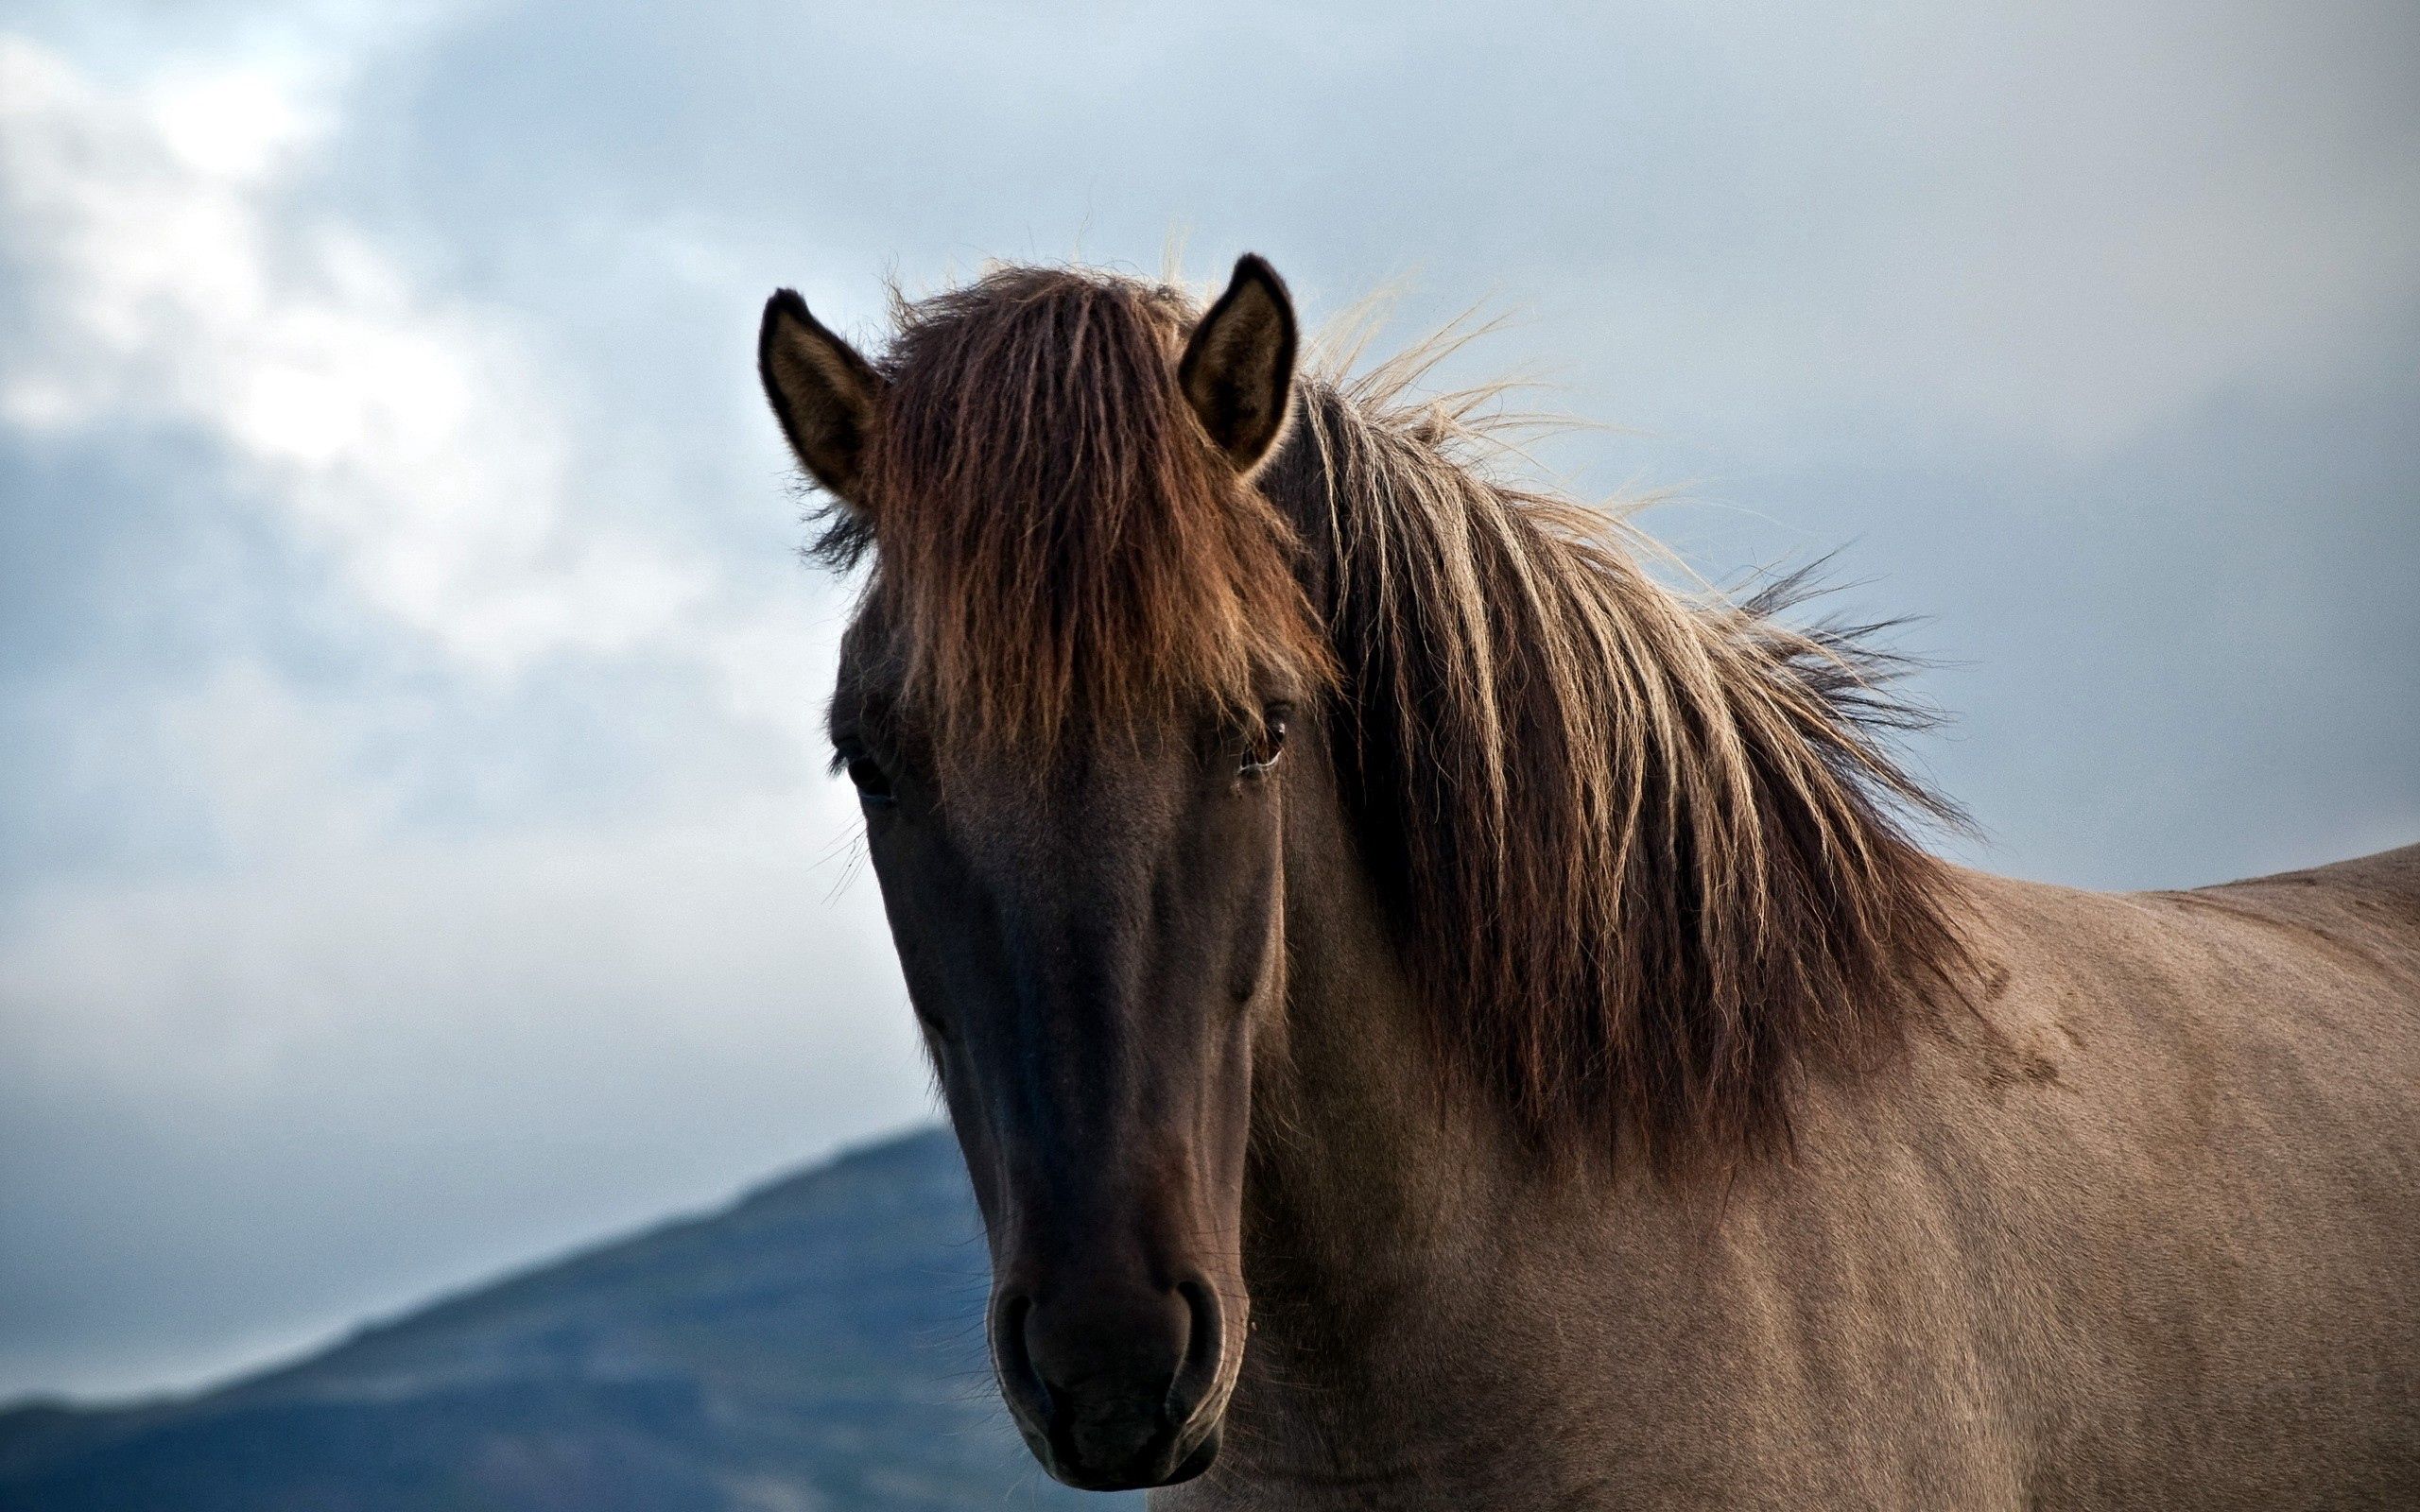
[759,288,887,510]
[1180,254,1298,475]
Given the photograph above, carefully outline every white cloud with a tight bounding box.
[0,25,910,1399]
[1491,3,2420,465]
[0,663,906,1128]
[0,33,737,679]
[147,57,330,180]
[0,678,925,1398]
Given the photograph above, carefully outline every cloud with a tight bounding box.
[0,745,923,1400]
[0,33,729,679]
[0,26,914,1398]
[356,0,2420,469]
[1494,3,2420,462]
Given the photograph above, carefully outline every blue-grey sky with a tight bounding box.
[2,0,2413,1402]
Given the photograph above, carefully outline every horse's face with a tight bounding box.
[761,258,1304,1491]
[830,653,1294,1489]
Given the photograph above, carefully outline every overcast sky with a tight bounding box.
[2,0,2413,1404]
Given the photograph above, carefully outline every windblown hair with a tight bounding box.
[824,266,1970,1173]
[1265,362,1971,1174]
[821,267,1332,755]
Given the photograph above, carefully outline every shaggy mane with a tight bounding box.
[820,266,1332,755]
[1266,352,1971,1174]
[820,266,1971,1175]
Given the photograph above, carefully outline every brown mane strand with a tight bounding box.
[1263,357,1972,1176]
[822,267,1332,757]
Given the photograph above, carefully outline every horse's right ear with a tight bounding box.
[1180,254,1298,476]
[759,289,886,508]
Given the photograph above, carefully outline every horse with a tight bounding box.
[755,255,2420,1508]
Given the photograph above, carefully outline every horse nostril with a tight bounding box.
[1167,1278,1225,1420]
[993,1292,1048,1417]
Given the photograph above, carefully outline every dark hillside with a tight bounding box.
[0,1128,1123,1510]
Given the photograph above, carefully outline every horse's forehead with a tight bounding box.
[837,609,1194,784]
[931,747,1200,915]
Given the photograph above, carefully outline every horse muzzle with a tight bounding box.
[991,1275,1233,1490]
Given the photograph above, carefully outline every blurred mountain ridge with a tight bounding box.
[0,1126,1121,1510]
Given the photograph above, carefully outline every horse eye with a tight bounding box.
[1240,711,1288,777]
[844,753,895,806]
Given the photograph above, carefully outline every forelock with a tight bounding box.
[839,266,1332,757]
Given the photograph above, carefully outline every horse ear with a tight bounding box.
[759,289,886,508]
[1179,254,1298,475]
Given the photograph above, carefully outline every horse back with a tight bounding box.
[1878,847,2420,1505]
[2187,839,2420,959]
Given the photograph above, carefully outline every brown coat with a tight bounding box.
[1191,849,2420,1508]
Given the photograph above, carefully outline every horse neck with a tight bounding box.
[1248,855,1501,1323]
[1231,765,1555,1472]
[1230,785,1738,1506]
